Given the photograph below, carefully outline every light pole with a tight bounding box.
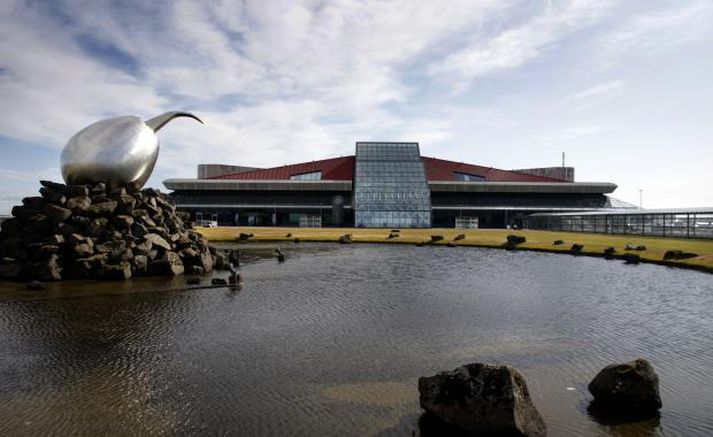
[639,189,643,209]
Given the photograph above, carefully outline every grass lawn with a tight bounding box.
[198,226,713,273]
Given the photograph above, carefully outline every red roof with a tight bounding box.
[421,156,565,182]
[213,155,564,183]
[213,156,355,180]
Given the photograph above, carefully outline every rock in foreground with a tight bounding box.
[418,363,546,437]
[588,358,662,412]
[0,181,213,281]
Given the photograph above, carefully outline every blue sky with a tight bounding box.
[1,0,711,214]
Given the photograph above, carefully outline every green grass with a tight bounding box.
[198,226,713,273]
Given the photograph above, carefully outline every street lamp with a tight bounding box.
[639,189,643,209]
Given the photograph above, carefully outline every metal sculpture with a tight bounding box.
[60,111,203,188]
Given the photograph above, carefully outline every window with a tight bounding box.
[354,142,432,228]
[454,172,485,182]
[290,171,322,180]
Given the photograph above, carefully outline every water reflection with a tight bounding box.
[1,243,712,436]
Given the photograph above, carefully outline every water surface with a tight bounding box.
[1,244,712,436]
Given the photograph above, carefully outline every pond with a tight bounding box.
[1,243,712,436]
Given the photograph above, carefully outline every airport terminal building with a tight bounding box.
[164,142,634,228]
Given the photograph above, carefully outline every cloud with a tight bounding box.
[601,1,713,56]
[561,80,626,111]
[428,0,612,85]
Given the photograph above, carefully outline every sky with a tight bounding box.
[0,0,711,214]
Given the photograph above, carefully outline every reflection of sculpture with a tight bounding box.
[61,111,203,188]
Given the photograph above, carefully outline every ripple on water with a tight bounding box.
[1,243,712,436]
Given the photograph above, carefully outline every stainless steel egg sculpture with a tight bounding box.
[60,111,203,188]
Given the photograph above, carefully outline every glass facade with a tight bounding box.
[525,211,713,239]
[354,142,431,228]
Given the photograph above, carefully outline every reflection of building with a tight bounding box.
[164,142,634,228]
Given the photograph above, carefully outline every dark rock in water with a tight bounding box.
[98,262,132,280]
[663,250,697,261]
[570,244,584,255]
[588,358,662,414]
[604,247,616,259]
[418,363,546,437]
[623,253,640,264]
[211,278,227,285]
[447,242,456,247]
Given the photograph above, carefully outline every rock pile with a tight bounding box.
[0,180,213,281]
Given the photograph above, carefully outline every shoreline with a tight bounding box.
[199,227,713,274]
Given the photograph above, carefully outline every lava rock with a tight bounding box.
[68,233,94,258]
[623,253,640,264]
[604,247,616,259]
[0,260,22,279]
[663,250,697,261]
[112,214,135,230]
[588,358,662,413]
[88,201,118,217]
[131,255,148,276]
[144,233,172,252]
[66,196,91,212]
[419,363,546,437]
[98,262,132,280]
[148,251,184,276]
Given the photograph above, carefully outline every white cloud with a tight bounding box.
[429,0,612,84]
[601,1,713,56]
[561,81,626,111]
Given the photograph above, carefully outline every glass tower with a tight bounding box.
[354,142,432,228]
